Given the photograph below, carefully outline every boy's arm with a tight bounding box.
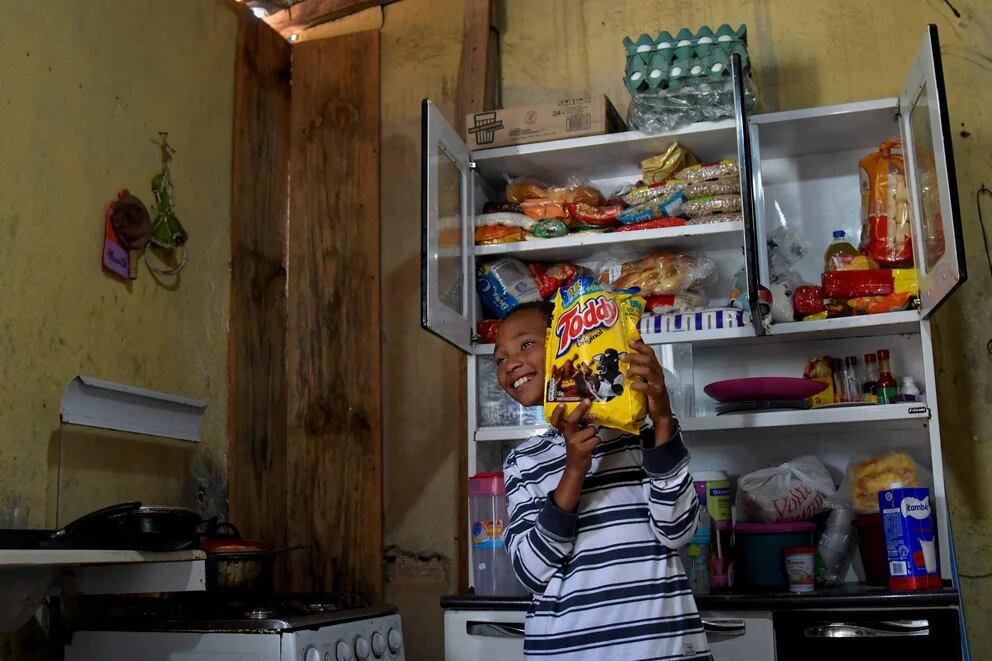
[640,422,700,550]
[503,452,578,595]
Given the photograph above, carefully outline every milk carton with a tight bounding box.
[878,486,941,590]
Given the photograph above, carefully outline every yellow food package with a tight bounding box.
[544,278,647,434]
[803,356,835,407]
[891,268,919,297]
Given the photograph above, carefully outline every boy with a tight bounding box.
[497,301,710,660]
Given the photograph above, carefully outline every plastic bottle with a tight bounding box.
[876,349,899,404]
[900,377,921,402]
[710,520,734,591]
[815,506,857,586]
[824,230,858,271]
[843,356,860,403]
[862,353,879,404]
[468,472,525,595]
[831,357,846,403]
[681,508,711,594]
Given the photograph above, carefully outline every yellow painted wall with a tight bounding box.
[0,0,236,530]
[383,0,992,657]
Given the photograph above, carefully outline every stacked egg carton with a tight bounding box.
[623,25,750,93]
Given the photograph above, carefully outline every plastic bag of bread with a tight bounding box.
[738,455,836,523]
[505,176,605,207]
[544,278,647,434]
[840,451,932,513]
[596,250,716,297]
[858,140,913,266]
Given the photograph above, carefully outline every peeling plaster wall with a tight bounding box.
[383,0,992,657]
[0,1,235,531]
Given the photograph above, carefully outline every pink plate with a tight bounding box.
[703,377,828,403]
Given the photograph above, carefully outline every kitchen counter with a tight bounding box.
[441,584,960,612]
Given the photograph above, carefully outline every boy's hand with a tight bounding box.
[622,340,675,445]
[550,400,600,476]
[549,401,599,512]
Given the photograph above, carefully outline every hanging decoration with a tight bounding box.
[145,131,189,275]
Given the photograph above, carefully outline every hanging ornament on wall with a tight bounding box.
[145,131,189,275]
[102,190,151,280]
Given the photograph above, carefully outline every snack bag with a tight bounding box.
[544,278,647,434]
[859,140,913,266]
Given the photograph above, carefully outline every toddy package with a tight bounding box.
[544,278,647,434]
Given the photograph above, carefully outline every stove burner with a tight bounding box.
[247,608,274,620]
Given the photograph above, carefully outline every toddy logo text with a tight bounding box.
[555,295,619,357]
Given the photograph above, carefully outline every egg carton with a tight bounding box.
[623,24,751,93]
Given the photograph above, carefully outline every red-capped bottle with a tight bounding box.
[876,350,898,404]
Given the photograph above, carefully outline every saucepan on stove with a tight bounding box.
[201,523,301,593]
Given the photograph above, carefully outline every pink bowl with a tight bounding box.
[703,377,828,403]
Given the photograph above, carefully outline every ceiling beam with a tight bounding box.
[264,0,396,38]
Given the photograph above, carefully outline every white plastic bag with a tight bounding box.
[738,455,836,523]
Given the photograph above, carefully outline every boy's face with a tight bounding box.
[494,308,547,407]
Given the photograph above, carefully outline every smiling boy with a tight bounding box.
[497,301,710,660]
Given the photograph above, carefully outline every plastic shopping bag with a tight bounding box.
[738,455,836,523]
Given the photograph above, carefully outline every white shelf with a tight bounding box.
[472,120,737,184]
[767,311,921,341]
[752,98,898,158]
[474,220,743,262]
[473,311,919,354]
[476,425,548,442]
[681,403,930,435]
[0,549,206,568]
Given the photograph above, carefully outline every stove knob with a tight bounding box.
[304,647,321,661]
[371,631,386,657]
[354,636,371,660]
[335,640,354,661]
[372,631,386,659]
[387,628,402,654]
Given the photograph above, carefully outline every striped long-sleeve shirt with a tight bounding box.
[503,424,711,661]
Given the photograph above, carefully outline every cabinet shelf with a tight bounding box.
[475,425,548,442]
[474,220,743,262]
[682,403,930,435]
[472,310,921,354]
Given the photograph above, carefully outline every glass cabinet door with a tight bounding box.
[422,99,474,352]
[899,25,967,318]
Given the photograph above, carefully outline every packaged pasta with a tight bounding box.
[617,191,687,224]
[682,194,742,218]
[675,160,739,183]
[544,278,647,434]
[641,142,698,184]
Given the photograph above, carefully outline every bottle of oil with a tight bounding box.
[824,230,857,271]
[862,353,879,403]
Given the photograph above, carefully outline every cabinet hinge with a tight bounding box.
[469,161,477,170]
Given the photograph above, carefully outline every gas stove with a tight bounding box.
[65,593,405,660]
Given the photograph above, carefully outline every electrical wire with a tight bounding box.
[976,185,992,282]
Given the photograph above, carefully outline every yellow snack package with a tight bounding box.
[544,278,647,434]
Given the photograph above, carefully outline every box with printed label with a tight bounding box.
[878,486,942,591]
[465,96,626,150]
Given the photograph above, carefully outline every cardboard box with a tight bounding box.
[466,96,626,150]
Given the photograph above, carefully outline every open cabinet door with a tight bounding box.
[732,54,765,336]
[899,25,967,318]
[422,99,474,352]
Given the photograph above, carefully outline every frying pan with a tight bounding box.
[47,501,202,551]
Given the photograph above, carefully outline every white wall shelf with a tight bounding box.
[474,220,743,262]
[0,549,205,568]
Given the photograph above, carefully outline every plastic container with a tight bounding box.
[734,521,816,589]
[853,513,888,586]
[469,472,524,595]
[900,377,921,402]
[680,508,712,595]
[784,546,816,593]
[824,230,857,271]
[815,506,856,586]
[693,470,732,523]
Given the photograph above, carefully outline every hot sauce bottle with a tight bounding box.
[876,349,898,404]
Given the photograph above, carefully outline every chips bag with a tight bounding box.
[859,140,913,266]
[544,278,647,434]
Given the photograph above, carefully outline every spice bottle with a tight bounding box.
[862,353,878,404]
[900,377,921,402]
[876,350,898,404]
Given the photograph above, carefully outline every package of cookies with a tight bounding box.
[544,278,647,434]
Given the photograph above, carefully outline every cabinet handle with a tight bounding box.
[702,618,747,637]
[466,621,525,638]
[804,619,930,638]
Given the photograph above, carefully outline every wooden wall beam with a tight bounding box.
[266,0,396,38]
[455,0,501,137]
[228,12,292,577]
[286,30,382,600]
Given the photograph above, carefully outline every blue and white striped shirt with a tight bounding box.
[504,425,711,660]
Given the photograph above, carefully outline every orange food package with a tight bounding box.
[475,225,527,245]
[859,140,913,266]
[544,278,647,434]
[803,356,835,407]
